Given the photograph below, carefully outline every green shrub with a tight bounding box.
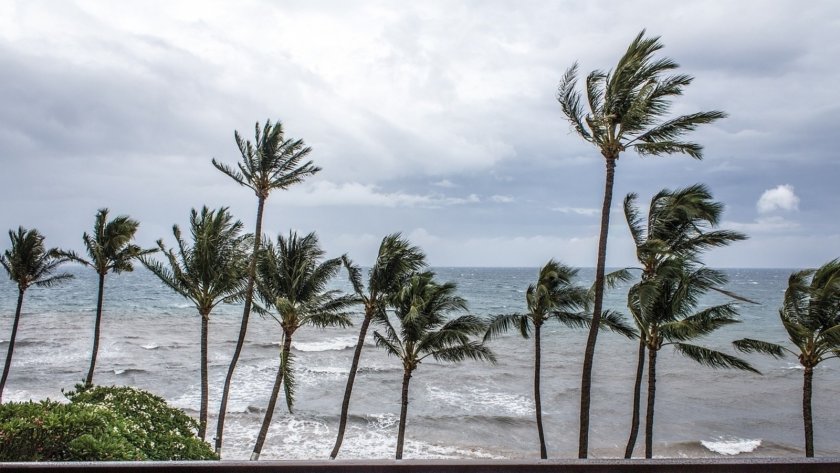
[0,385,217,461]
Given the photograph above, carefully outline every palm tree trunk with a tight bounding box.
[330,311,373,459]
[396,367,413,460]
[199,312,210,440]
[251,334,291,461]
[579,156,617,458]
[216,196,266,455]
[644,347,657,459]
[85,273,106,387]
[624,337,646,458]
[534,322,547,459]
[803,366,814,457]
[0,289,25,402]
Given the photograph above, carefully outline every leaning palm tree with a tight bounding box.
[484,260,634,459]
[212,119,321,455]
[633,259,757,458]
[557,30,727,457]
[374,271,495,459]
[0,227,72,402]
[734,259,840,457]
[622,185,746,457]
[250,231,356,460]
[329,234,426,459]
[141,207,251,441]
[62,208,154,386]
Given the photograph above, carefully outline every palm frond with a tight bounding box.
[732,339,787,359]
[484,313,530,341]
[673,343,760,373]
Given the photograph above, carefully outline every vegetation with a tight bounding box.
[0,227,72,402]
[734,259,840,457]
[141,207,251,441]
[0,385,216,461]
[212,119,321,456]
[484,260,634,458]
[621,185,747,457]
[250,231,356,460]
[330,233,426,459]
[556,30,727,457]
[630,259,757,458]
[374,271,495,459]
[60,209,154,387]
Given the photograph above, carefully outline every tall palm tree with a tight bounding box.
[329,234,426,459]
[633,259,757,458]
[0,228,72,402]
[484,260,634,459]
[374,271,495,459]
[556,30,727,457]
[211,119,320,455]
[734,259,840,457]
[622,185,746,457]
[141,207,251,441]
[61,209,154,386]
[250,231,356,460]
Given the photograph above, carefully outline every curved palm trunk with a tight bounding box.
[395,367,413,460]
[534,323,547,459]
[624,337,646,458]
[85,273,106,387]
[0,289,25,402]
[251,334,292,461]
[199,312,210,440]
[803,366,814,457]
[644,347,657,459]
[330,312,373,459]
[216,197,265,455]
[579,156,616,458]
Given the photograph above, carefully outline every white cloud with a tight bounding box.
[432,179,456,188]
[551,207,600,216]
[284,181,480,208]
[490,195,514,203]
[757,184,800,213]
[723,216,800,234]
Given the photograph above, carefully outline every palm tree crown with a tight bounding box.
[250,231,356,460]
[734,259,840,457]
[0,227,72,402]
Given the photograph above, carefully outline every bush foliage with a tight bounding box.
[0,385,217,461]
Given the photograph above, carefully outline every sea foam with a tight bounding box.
[292,337,357,352]
[701,437,761,455]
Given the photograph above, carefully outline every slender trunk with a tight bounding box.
[644,347,657,459]
[198,312,210,440]
[251,334,292,461]
[329,311,373,459]
[395,367,413,460]
[579,156,616,458]
[0,289,25,402]
[216,196,266,455]
[803,366,814,457]
[85,273,106,387]
[624,337,646,458]
[534,322,547,459]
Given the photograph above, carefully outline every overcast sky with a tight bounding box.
[1,0,838,268]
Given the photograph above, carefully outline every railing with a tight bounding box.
[3,458,840,473]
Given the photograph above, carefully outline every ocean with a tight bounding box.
[1,265,838,459]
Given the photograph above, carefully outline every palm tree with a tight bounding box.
[484,260,634,459]
[622,185,746,457]
[0,228,72,402]
[212,119,320,455]
[141,207,251,441]
[61,209,154,387]
[632,259,757,458]
[250,231,356,460]
[734,259,840,457]
[374,271,495,459]
[329,234,426,459]
[556,30,727,457]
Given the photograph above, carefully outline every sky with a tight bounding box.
[1,0,838,268]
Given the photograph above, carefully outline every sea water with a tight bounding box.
[1,266,838,459]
